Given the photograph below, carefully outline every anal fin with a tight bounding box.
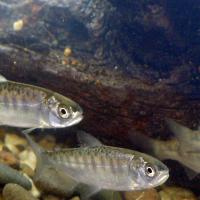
[76,184,101,200]
[92,190,122,200]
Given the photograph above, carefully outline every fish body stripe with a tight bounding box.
[46,146,132,175]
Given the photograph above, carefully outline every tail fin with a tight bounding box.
[128,129,155,154]
[165,118,191,144]
[166,118,200,179]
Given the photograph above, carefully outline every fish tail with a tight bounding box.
[165,118,191,144]
[128,129,155,154]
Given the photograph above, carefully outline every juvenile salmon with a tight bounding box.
[0,74,83,129]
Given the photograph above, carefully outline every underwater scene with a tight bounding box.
[0,0,199,199]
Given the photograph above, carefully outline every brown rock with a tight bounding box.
[64,47,72,57]
[124,189,160,200]
[43,194,63,200]
[4,134,27,147]
[38,135,56,150]
[0,150,19,166]
[159,186,197,200]
[3,183,38,200]
[19,149,36,171]
[70,197,80,200]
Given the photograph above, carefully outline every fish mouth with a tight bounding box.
[66,113,83,127]
[151,170,169,187]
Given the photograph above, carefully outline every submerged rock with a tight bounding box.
[3,183,38,200]
[0,149,19,166]
[5,134,27,147]
[159,186,197,200]
[19,149,36,173]
[0,162,32,190]
[124,189,159,200]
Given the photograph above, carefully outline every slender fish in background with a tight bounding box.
[24,132,169,199]
[129,118,200,179]
[23,134,122,199]
[0,74,83,130]
[166,118,200,152]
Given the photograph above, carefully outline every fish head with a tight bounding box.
[129,153,169,190]
[45,94,83,128]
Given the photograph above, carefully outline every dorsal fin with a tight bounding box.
[23,132,43,157]
[22,132,50,179]
[0,74,7,82]
[77,131,102,147]
[23,132,79,193]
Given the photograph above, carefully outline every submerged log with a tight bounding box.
[0,44,199,144]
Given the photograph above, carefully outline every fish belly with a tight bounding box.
[60,157,132,190]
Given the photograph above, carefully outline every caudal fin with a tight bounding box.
[128,129,155,154]
[165,118,192,144]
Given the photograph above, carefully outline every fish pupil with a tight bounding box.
[60,108,66,115]
[147,167,152,174]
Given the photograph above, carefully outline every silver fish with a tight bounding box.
[130,118,200,179]
[24,133,122,199]
[24,132,169,199]
[0,74,83,129]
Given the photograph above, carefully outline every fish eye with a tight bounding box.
[58,106,71,119]
[145,164,156,177]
